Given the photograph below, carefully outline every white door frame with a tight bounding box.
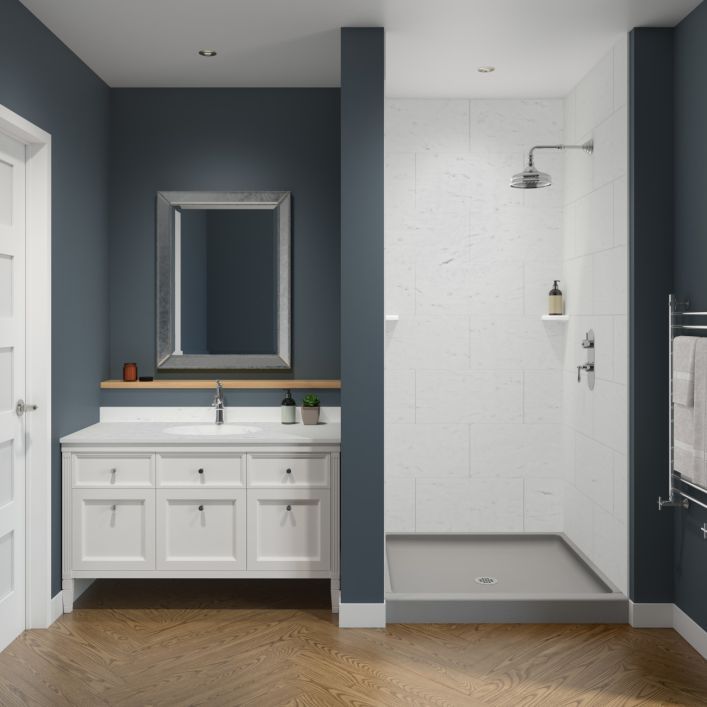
[0,104,52,629]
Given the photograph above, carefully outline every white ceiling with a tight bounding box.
[19,0,702,96]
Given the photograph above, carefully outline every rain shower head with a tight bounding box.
[510,164,552,189]
[510,139,593,189]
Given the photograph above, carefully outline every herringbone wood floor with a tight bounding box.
[0,580,705,706]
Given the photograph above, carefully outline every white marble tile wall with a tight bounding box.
[561,36,629,594]
[384,98,566,535]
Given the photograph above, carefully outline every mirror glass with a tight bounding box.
[156,191,291,370]
[178,208,277,355]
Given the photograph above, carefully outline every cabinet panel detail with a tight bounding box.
[247,489,330,571]
[72,489,155,570]
[72,454,154,488]
[156,489,246,570]
[248,453,329,488]
[157,453,245,488]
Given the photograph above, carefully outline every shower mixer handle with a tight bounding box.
[577,363,594,382]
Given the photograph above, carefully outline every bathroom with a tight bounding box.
[1,0,707,704]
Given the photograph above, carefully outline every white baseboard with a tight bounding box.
[629,601,673,628]
[49,592,63,625]
[630,602,707,660]
[674,605,707,660]
[339,602,386,628]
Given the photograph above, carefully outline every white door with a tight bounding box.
[0,132,26,651]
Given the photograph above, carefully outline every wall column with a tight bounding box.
[339,27,385,625]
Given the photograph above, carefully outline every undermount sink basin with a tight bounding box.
[165,424,262,437]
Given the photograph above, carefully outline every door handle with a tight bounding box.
[16,400,38,417]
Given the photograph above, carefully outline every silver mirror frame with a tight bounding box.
[156,190,291,370]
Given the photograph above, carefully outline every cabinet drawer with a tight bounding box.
[72,453,154,488]
[72,489,155,570]
[247,489,330,571]
[156,490,246,570]
[247,453,330,488]
[157,453,245,488]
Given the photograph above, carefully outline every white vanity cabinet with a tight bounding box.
[62,436,340,613]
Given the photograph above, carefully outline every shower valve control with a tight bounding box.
[577,362,595,381]
[577,330,595,390]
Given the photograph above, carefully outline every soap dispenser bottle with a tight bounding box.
[548,280,563,315]
[281,390,296,424]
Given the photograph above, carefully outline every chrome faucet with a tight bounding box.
[212,380,225,425]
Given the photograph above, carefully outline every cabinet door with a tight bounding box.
[72,489,155,570]
[72,453,154,488]
[156,453,245,488]
[247,453,330,488]
[247,489,330,571]
[156,490,246,570]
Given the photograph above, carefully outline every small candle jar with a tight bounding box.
[122,362,138,382]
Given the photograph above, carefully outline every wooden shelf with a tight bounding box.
[101,379,341,390]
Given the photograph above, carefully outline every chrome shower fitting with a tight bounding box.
[510,139,594,189]
[577,329,595,390]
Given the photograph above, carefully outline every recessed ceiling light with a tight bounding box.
[477,66,495,73]
[198,49,218,57]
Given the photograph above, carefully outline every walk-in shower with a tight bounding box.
[510,139,594,188]
[384,36,629,626]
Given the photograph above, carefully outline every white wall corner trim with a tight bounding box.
[628,601,674,628]
[50,592,63,625]
[673,605,707,661]
[339,602,386,628]
[0,103,52,631]
[629,602,707,660]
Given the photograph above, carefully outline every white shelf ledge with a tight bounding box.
[385,314,400,322]
[541,314,569,321]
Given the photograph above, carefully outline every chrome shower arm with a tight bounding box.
[528,140,593,166]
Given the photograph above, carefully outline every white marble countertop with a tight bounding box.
[60,421,341,446]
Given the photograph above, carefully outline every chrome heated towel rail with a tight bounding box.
[660,295,707,538]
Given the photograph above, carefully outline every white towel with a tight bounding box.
[674,403,698,478]
[678,337,707,489]
[673,336,697,407]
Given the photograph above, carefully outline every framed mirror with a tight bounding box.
[156,191,291,370]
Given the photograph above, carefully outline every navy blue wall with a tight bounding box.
[628,28,675,604]
[340,28,385,604]
[107,88,341,405]
[673,1,707,632]
[0,0,110,596]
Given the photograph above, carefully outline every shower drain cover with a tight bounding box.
[475,576,498,585]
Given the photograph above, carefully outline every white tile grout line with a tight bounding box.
[412,477,417,532]
[563,172,627,209]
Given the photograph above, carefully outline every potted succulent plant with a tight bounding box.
[301,394,321,425]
